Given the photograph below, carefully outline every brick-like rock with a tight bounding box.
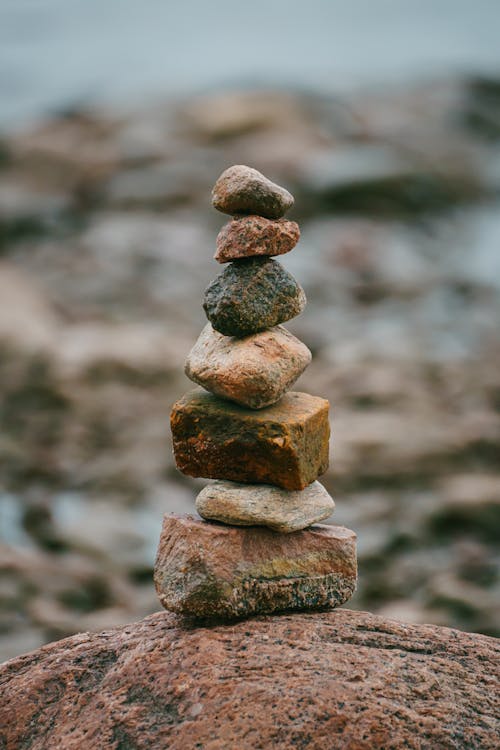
[196,480,335,532]
[184,324,311,409]
[171,389,330,490]
[203,257,306,337]
[215,215,300,263]
[154,514,356,618]
[212,164,294,219]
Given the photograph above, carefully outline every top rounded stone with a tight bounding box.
[212,164,294,219]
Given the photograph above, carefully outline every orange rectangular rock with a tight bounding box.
[170,389,330,491]
[154,514,357,619]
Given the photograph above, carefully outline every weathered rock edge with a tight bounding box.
[154,515,355,617]
[1,609,498,750]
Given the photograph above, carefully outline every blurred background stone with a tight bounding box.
[1,1,500,662]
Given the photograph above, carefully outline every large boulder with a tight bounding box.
[0,609,498,749]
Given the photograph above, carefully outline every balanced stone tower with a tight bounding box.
[154,165,357,619]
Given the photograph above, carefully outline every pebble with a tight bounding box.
[154,514,357,618]
[215,215,300,263]
[184,323,311,409]
[171,389,330,491]
[212,164,294,219]
[203,257,306,337]
[196,480,335,532]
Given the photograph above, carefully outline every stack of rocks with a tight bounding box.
[154,165,357,619]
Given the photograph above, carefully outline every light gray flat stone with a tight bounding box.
[196,480,335,532]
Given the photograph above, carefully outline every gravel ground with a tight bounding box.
[1,78,499,662]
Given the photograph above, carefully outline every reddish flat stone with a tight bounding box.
[170,389,330,490]
[215,215,300,263]
[154,514,357,618]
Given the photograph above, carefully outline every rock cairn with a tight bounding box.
[154,165,357,619]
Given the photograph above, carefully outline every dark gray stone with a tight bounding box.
[203,257,306,337]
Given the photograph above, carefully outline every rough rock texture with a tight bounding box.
[184,323,311,409]
[196,479,335,532]
[2,610,498,750]
[215,215,300,263]
[203,257,306,337]
[171,389,330,490]
[212,164,294,219]
[154,514,356,617]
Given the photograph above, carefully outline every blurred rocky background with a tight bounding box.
[1,1,500,661]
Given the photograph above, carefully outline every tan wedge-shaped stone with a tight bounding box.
[185,324,311,409]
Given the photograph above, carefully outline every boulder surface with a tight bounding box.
[1,609,498,750]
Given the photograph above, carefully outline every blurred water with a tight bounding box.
[0,493,33,547]
[1,0,500,130]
